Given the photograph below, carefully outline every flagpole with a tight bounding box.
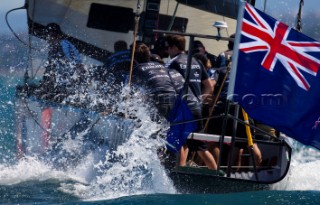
[227,0,246,102]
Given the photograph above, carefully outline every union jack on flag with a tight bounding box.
[239,3,320,91]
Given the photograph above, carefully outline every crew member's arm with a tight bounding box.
[201,78,214,103]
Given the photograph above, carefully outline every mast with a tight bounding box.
[296,0,304,32]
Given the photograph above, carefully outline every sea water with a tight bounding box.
[0,74,320,205]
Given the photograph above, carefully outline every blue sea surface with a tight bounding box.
[84,191,320,205]
[1,186,320,205]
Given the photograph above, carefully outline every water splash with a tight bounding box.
[57,87,176,200]
[0,82,176,200]
[272,138,320,191]
[0,156,85,186]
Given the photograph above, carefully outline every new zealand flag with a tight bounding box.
[232,3,320,150]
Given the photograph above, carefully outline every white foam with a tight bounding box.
[272,139,320,191]
[0,156,85,185]
[34,87,177,200]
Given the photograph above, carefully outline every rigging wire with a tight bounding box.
[5,4,29,48]
[5,2,41,84]
[5,3,31,85]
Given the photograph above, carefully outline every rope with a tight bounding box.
[128,0,141,86]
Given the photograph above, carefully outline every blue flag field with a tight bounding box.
[166,93,198,153]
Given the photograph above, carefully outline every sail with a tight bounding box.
[229,2,320,150]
